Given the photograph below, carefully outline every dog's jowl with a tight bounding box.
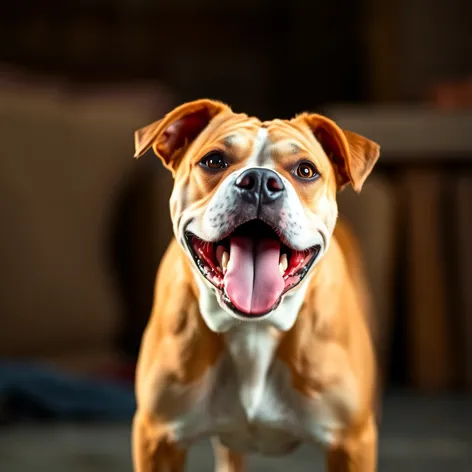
[132,99,380,472]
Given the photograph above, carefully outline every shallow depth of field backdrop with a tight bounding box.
[0,1,471,471]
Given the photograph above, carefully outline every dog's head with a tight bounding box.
[135,99,379,330]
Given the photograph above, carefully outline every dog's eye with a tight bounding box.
[200,152,228,170]
[296,161,318,180]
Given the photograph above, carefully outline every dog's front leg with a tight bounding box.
[133,412,186,472]
[212,437,246,472]
[325,414,377,472]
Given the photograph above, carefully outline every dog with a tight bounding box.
[132,99,380,471]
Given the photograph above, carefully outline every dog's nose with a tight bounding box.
[235,168,285,204]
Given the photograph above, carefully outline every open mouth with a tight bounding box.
[185,219,320,318]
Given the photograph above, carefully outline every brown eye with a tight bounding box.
[296,161,318,180]
[200,152,228,170]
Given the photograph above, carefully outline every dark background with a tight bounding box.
[0,0,471,470]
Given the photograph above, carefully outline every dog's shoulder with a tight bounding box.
[135,239,223,404]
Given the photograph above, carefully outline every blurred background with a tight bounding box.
[0,0,471,471]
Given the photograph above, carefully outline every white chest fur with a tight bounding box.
[169,325,347,455]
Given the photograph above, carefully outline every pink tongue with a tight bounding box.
[224,236,285,315]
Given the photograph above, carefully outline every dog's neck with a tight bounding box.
[223,324,281,419]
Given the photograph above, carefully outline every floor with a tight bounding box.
[0,393,471,471]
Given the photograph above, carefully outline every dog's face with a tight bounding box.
[135,100,379,329]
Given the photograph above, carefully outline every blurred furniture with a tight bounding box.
[363,0,472,103]
[0,68,174,373]
[330,105,472,392]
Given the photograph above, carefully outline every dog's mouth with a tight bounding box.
[185,219,320,318]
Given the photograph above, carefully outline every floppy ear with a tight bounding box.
[134,99,230,175]
[302,113,380,192]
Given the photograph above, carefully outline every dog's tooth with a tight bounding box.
[280,253,288,269]
[221,251,229,273]
[279,253,288,275]
[216,245,225,268]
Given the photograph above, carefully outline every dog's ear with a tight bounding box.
[301,114,380,192]
[134,99,230,175]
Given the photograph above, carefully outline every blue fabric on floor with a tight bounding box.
[0,360,135,422]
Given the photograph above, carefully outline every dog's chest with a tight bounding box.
[169,325,341,455]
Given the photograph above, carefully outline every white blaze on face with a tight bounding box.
[245,127,270,167]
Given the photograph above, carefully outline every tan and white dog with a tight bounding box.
[132,99,380,471]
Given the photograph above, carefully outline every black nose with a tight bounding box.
[235,168,285,204]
